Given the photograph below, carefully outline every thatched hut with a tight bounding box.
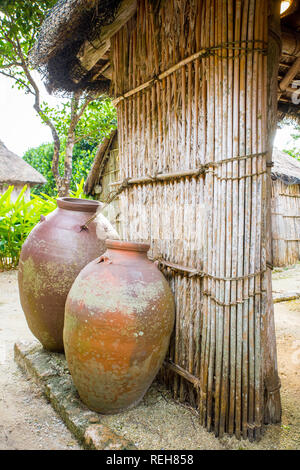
[0,140,46,201]
[30,0,300,440]
[271,148,300,266]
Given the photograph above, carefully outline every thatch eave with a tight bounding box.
[272,147,300,185]
[29,0,137,95]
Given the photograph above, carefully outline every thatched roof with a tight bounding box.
[29,0,300,121]
[0,141,47,186]
[29,0,137,95]
[272,147,300,185]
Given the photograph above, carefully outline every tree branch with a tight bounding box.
[0,70,34,95]
[0,62,23,69]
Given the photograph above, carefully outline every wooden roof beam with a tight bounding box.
[76,0,137,73]
[279,56,300,93]
[282,30,300,56]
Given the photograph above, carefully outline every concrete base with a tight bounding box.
[14,341,136,450]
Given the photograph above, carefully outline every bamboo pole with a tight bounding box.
[232,0,242,439]
[244,0,255,441]
[219,0,230,437]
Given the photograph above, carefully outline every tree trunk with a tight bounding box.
[58,133,75,197]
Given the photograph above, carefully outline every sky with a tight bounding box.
[0,72,298,157]
[0,73,65,156]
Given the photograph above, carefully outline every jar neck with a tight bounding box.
[105,240,151,263]
[57,197,101,213]
[105,240,150,253]
[107,248,149,262]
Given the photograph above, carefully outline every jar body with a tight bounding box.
[18,198,105,352]
[64,240,175,414]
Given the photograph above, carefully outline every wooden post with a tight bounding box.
[263,0,282,425]
[199,0,281,439]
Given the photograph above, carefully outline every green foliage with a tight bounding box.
[0,185,56,269]
[23,139,101,196]
[40,98,117,144]
[282,124,300,162]
[0,0,55,92]
[23,143,56,196]
[0,181,88,270]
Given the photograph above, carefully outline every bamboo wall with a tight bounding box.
[271,180,300,266]
[111,0,280,439]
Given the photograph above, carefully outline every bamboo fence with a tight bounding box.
[110,0,280,439]
[271,179,300,266]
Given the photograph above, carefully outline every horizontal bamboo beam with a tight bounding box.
[285,86,300,95]
[273,238,300,241]
[164,360,201,389]
[113,40,267,106]
[278,56,300,94]
[110,152,269,187]
[110,168,211,186]
[149,256,268,281]
[279,193,300,197]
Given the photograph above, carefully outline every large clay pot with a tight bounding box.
[18,198,105,352]
[64,240,175,414]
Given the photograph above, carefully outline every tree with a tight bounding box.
[23,139,97,197]
[280,122,300,162]
[0,0,117,196]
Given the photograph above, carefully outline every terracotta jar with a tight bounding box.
[64,240,175,414]
[18,198,105,352]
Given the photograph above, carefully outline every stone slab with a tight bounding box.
[14,341,136,450]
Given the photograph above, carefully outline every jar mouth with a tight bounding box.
[106,239,150,253]
[57,198,101,213]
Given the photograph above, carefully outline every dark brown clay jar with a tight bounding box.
[64,240,175,414]
[18,198,105,352]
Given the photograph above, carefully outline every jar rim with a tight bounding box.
[106,239,150,253]
[57,197,101,213]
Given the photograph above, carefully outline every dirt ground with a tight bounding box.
[0,270,81,450]
[0,266,299,450]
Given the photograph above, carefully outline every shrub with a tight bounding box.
[0,179,88,270]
